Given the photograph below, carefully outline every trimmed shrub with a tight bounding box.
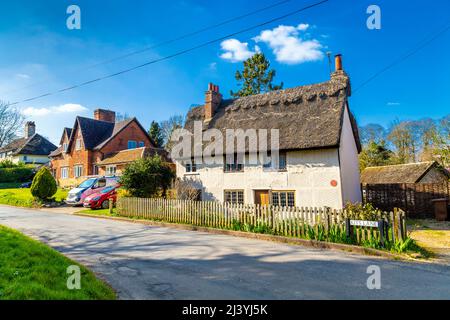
[30,167,57,200]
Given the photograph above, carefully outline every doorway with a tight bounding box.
[254,190,270,205]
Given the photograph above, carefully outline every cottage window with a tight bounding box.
[271,191,295,207]
[224,154,244,173]
[74,165,83,178]
[63,143,69,152]
[61,167,69,179]
[128,140,137,149]
[75,139,82,150]
[224,190,244,205]
[262,152,287,171]
[106,165,117,176]
[93,165,99,175]
[185,159,197,173]
[139,141,145,148]
[23,156,28,162]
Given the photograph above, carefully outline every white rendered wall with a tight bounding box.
[338,105,362,205]
[176,148,346,209]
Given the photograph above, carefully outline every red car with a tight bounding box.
[83,185,119,209]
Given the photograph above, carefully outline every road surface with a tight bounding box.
[0,205,449,299]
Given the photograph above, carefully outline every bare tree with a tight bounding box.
[160,115,185,150]
[0,101,25,147]
[173,178,200,200]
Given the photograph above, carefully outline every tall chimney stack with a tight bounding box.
[24,121,36,138]
[94,109,116,122]
[331,53,351,96]
[204,83,222,122]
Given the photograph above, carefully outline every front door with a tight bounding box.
[254,190,270,205]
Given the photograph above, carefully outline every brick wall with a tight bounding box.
[51,119,154,185]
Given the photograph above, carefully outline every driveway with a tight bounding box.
[0,205,449,300]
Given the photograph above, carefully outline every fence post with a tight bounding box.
[345,218,352,238]
[378,219,385,247]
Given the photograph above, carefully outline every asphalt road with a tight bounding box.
[0,205,449,300]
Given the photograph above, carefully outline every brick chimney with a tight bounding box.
[94,109,116,122]
[204,83,222,122]
[24,121,36,138]
[331,54,351,96]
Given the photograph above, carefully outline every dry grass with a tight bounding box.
[408,219,450,265]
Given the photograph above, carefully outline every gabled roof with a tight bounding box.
[361,161,450,184]
[96,147,170,166]
[184,71,360,155]
[50,116,154,157]
[0,133,57,156]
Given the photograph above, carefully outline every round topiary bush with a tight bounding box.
[30,167,57,201]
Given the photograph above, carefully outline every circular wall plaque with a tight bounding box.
[330,180,338,187]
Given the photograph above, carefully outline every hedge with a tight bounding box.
[0,167,35,183]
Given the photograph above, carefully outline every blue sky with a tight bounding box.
[0,0,449,144]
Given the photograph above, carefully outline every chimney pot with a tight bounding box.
[335,54,343,71]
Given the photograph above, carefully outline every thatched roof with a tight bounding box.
[183,70,360,156]
[361,161,449,184]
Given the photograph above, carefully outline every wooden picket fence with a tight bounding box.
[116,198,407,245]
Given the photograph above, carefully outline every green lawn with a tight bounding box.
[77,208,116,216]
[0,188,68,208]
[0,225,115,300]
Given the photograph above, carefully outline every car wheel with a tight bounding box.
[101,200,109,209]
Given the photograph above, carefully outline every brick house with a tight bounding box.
[50,109,160,187]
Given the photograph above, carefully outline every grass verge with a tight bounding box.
[0,188,68,208]
[0,225,115,300]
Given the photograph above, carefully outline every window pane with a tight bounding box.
[279,153,287,170]
[280,192,287,207]
[287,192,295,207]
[272,192,279,206]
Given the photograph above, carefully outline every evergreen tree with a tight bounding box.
[231,53,283,98]
[148,121,164,148]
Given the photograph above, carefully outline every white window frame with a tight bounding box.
[106,165,117,176]
[61,167,69,179]
[75,139,82,150]
[74,165,83,178]
[63,143,69,152]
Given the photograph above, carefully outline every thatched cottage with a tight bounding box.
[174,55,362,209]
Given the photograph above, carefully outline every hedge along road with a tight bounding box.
[0,205,449,300]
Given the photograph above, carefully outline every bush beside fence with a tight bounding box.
[117,198,408,249]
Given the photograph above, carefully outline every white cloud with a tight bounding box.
[21,103,88,117]
[15,73,31,80]
[220,39,260,63]
[387,102,401,106]
[253,23,323,64]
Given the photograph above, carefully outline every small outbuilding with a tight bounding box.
[361,161,450,185]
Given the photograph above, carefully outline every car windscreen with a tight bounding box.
[78,178,97,188]
[100,186,115,194]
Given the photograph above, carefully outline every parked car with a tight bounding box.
[83,185,119,210]
[20,181,32,188]
[66,176,119,206]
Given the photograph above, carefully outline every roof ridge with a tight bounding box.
[364,161,435,170]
